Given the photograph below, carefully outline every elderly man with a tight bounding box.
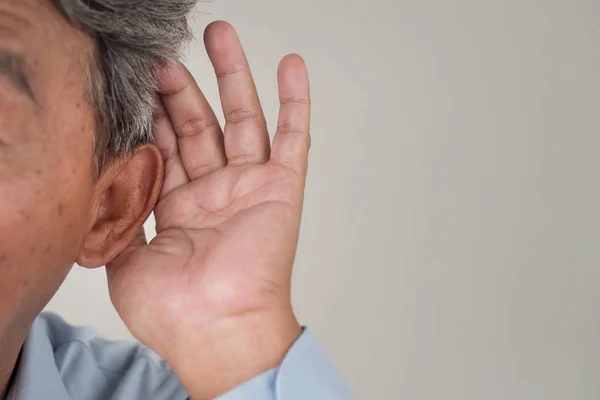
[0,0,352,399]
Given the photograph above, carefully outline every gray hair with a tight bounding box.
[51,0,197,171]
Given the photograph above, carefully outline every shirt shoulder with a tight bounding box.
[9,313,188,400]
[9,313,354,400]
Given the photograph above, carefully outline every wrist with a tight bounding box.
[167,311,301,400]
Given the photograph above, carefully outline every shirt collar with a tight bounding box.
[6,318,70,400]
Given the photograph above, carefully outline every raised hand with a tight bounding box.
[105,21,311,399]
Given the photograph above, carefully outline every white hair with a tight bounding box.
[51,0,197,171]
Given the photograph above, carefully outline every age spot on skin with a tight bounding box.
[45,244,52,254]
[0,254,6,263]
[58,202,64,216]
[19,210,31,221]
[29,246,36,255]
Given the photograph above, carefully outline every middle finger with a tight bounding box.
[204,21,270,166]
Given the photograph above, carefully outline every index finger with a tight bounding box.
[159,62,227,181]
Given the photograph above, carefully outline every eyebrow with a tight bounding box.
[0,50,36,101]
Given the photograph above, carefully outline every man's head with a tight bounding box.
[0,0,194,340]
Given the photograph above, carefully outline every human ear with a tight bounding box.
[76,144,164,268]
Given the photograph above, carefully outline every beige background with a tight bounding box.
[46,0,600,399]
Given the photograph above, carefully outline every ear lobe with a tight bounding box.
[77,144,164,268]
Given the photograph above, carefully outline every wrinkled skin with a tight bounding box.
[1,0,311,398]
[0,0,99,389]
[0,0,165,394]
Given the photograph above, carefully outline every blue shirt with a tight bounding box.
[6,313,354,400]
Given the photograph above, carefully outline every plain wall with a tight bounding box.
[46,0,600,398]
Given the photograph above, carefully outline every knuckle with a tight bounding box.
[175,116,218,137]
[215,67,245,79]
[276,123,308,136]
[163,149,181,163]
[280,97,311,106]
[224,108,261,125]
[187,158,224,177]
[227,154,264,166]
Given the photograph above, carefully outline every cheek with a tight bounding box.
[0,90,96,261]
[0,145,96,322]
[0,66,98,318]
[0,145,96,256]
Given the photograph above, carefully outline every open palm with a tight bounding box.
[106,22,310,360]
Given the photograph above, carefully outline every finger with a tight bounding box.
[159,62,227,180]
[153,99,190,200]
[204,21,270,165]
[271,54,311,177]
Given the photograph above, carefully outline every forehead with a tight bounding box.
[0,0,95,106]
[0,0,92,65]
[1,0,67,31]
[0,0,97,167]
